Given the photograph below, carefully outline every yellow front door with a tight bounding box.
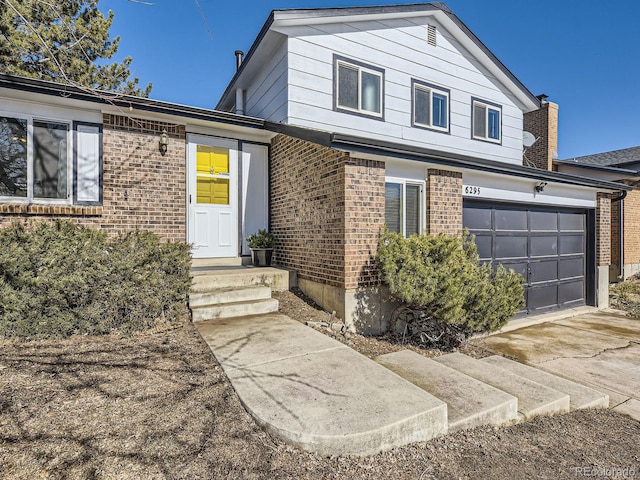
[188,136,238,258]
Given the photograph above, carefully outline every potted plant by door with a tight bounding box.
[247,229,275,267]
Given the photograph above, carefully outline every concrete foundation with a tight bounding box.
[297,278,399,334]
[597,266,609,309]
[623,262,640,281]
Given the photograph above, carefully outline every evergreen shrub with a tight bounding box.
[0,220,191,340]
[376,230,524,337]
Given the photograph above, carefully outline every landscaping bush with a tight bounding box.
[610,279,640,317]
[0,220,191,340]
[376,230,524,343]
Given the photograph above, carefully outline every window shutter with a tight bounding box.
[75,123,101,204]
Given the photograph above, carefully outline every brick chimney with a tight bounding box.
[523,99,558,170]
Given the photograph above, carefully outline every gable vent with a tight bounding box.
[427,25,437,46]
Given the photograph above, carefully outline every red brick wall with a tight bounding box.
[596,192,611,266]
[623,187,640,266]
[523,102,558,171]
[0,114,186,242]
[611,198,621,272]
[270,134,385,289]
[427,169,462,235]
[344,158,385,289]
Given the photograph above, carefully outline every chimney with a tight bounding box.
[523,97,558,171]
[234,50,244,71]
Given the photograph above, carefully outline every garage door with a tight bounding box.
[463,202,587,313]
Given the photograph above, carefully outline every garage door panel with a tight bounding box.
[494,236,527,259]
[559,280,584,305]
[464,202,587,314]
[530,236,558,257]
[472,234,492,260]
[463,207,491,230]
[528,285,558,310]
[559,257,584,280]
[560,235,585,255]
[530,211,558,231]
[500,261,528,278]
[559,212,585,231]
[495,209,527,231]
[530,260,558,284]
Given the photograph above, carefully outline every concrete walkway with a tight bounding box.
[476,310,640,421]
[196,314,448,456]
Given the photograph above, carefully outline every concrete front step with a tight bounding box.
[434,353,570,420]
[192,298,279,322]
[191,267,292,292]
[197,314,449,456]
[480,355,609,410]
[375,350,518,432]
[189,286,272,308]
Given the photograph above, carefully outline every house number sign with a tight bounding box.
[463,185,483,196]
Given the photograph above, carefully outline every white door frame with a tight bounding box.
[187,134,239,258]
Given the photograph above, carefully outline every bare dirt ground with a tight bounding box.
[1,292,639,479]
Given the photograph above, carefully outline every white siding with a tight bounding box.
[276,17,524,164]
[244,41,289,123]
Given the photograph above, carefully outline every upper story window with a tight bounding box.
[412,79,450,133]
[334,55,384,119]
[0,114,101,205]
[472,98,501,143]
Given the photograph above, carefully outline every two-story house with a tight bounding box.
[215,3,626,332]
[0,3,628,334]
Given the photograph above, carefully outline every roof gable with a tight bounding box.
[217,2,539,112]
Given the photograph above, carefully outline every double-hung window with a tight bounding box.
[334,55,384,118]
[0,114,101,204]
[472,98,501,143]
[385,178,424,237]
[412,80,449,133]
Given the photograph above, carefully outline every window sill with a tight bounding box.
[0,204,103,216]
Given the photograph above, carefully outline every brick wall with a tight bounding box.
[611,197,621,273]
[270,134,385,289]
[596,192,611,266]
[523,101,558,171]
[623,186,640,267]
[427,169,462,235]
[0,114,187,242]
[344,157,385,289]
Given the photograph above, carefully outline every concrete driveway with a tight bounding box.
[476,310,640,421]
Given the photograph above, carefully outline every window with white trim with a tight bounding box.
[385,178,424,237]
[0,114,101,204]
[472,99,501,143]
[412,80,449,133]
[335,56,383,118]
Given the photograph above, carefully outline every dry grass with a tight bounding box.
[1,294,640,479]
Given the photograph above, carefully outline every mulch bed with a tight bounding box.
[1,291,639,479]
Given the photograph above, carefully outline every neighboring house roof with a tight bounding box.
[554,160,639,176]
[0,73,266,130]
[561,146,640,168]
[216,2,540,112]
[266,122,631,193]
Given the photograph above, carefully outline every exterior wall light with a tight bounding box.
[535,182,547,193]
[159,129,169,155]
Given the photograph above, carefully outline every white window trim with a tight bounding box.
[472,99,501,144]
[385,176,426,237]
[336,59,383,117]
[413,82,450,133]
[0,110,73,204]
